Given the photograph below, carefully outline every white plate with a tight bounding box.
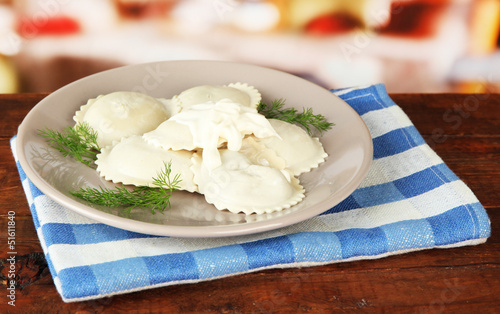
[16,60,372,237]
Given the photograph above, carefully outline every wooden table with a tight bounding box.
[1,93,498,313]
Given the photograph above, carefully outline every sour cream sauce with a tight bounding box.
[170,98,280,170]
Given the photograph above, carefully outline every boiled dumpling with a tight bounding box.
[173,83,261,111]
[238,136,286,170]
[253,119,328,175]
[227,82,262,107]
[73,91,171,147]
[95,135,197,192]
[157,97,181,117]
[75,84,331,216]
[143,120,199,151]
[146,99,279,171]
[192,146,304,215]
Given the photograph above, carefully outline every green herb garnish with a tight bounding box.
[70,162,181,214]
[257,99,334,135]
[38,98,333,214]
[37,122,100,168]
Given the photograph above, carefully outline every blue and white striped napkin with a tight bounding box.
[11,84,491,302]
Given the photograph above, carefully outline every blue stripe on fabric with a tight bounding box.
[324,163,460,213]
[353,182,404,207]
[30,203,41,230]
[351,164,459,207]
[373,126,426,159]
[393,165,455,199]
[29,181,44,199]
[469,202,491,238]
[336,227,388,259]
[427,206,479,245]
[430,163,460,183]
[241,236,295,269]
[381,219,435,251]
[322,195,361,215]
[44,254,57,282]
[16,161,27,181]
[143,252,199,285]
[334,85,397,116]
[58,266,99,299]
[339,94,383,116]
[191,245,249,279]
[42,223,77,246]
[288,232,342,262]
[91,258,151,294]
[373,84,399,109]
[41,223,153,246]
[72,224,153,244]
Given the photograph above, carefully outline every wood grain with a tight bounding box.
[0,93,498,313]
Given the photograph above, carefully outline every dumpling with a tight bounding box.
[95,135,197,192]
[227,82,262,107]
[73,91,170,147]
[157,97,181,117]
[143,120,199,151]
[253,119,328,175]
[192,146,304,215]
[173,83,261,111]
[238,136,286,170]
[145,99,279,171]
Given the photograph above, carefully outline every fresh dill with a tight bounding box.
[37,98,332,214]
[257,99,334,135]
[71,162,182,214]
[37,122,100,168]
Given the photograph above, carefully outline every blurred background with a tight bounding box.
[0,0,499,94]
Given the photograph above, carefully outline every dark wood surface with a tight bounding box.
[0,93,498,313]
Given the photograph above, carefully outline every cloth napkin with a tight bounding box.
[11,84,491,302]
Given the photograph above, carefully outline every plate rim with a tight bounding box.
[16,60,373,238]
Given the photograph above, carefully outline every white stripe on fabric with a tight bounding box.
[396,179,479,217]
[45,228,291,272]
[359,145,444,188]
[36,227,48,253]
[22,179,34,206]
[312,180,479,233]
[332,86,371,97]
[33,195,97,225]
[10,137,18,161]
[387,105,417,133]
[312,199,421,232]
[53,276,64,297]
[361,106,414,139]
[47,237,185,272]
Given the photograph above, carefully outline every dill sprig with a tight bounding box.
[71,162,181,214]
[37,122,100,168]
[257,99,334,135]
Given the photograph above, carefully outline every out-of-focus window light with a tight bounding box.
[0,0,499,93]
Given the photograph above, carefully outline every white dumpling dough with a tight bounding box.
[143,120,198,151]
[73,91,170,147]
[254,119,328,175]
[173,83,261,110]
[238,136,286,170]
[192,146,304,215]
[146,99,279,170]
[95,135,197,192]
[157,97,181,117]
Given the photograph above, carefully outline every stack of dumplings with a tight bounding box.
[73,83,328,215]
